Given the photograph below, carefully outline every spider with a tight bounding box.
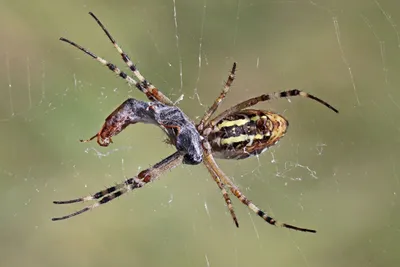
[52,12,339,233]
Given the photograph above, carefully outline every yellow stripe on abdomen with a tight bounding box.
[220,133,268,146]
[217,118,250,129]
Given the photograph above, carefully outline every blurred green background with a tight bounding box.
[1,0,399,266]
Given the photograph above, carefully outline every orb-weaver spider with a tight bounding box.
[52,12,338,233]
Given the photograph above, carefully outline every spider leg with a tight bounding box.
[60,37,150,96]
[52,152,184,221]
[52,177,145,221]
[203,159,239,227]
[88,12,174,106]
[53,180,130,205]
[202,140,316,233]
[198,62,237,129]
[209,89,338,127]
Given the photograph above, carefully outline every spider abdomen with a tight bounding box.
[208,109,288,159]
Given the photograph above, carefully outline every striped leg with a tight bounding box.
[203,158,239,227]
[198,62,237,129]
[52,152,184,221]
[88,12,174,106]
[209,89,339,127]
[60,37,149,96]
[202,140,316,233]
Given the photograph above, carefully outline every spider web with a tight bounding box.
[1,0,400,267]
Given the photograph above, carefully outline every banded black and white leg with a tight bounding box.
[209,89,339,127]
[88,12,174,106]
[60,37,152,99]
[197,62,237,129]
[202,140,316,233]
[203,159,239,227]
[52,152,184,221]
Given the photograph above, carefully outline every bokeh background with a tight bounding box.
[1,0,399,266]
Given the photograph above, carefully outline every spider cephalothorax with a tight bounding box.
[53,12,338,233]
